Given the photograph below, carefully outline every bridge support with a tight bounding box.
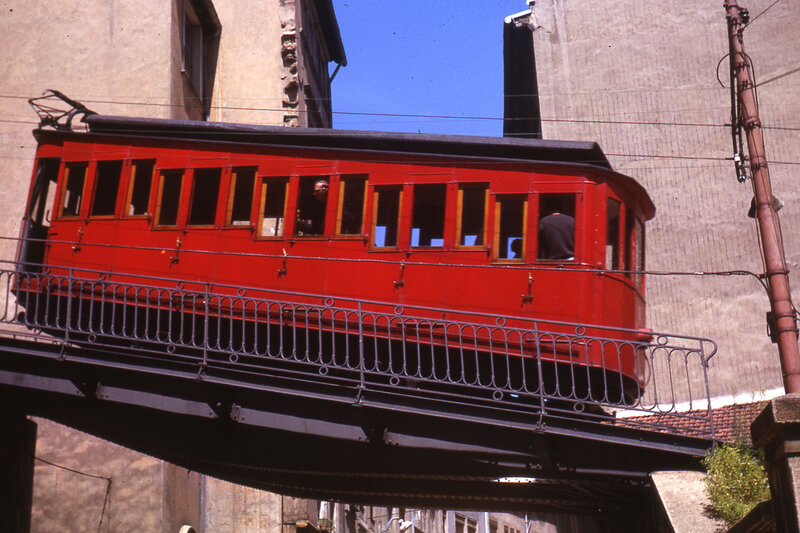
[0,411,37,533]
[751,394,800,532]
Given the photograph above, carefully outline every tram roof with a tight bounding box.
[76,114,654,218]
[84,114,611,168]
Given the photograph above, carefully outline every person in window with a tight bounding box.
[510,238,523,259]
[296,179,328,235]
[538,199,574,260]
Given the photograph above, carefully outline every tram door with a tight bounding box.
[17,158,59,272]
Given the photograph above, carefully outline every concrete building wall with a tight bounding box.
[525,0,800,399]
[0,1,343,530]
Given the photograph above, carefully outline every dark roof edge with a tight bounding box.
[85,114,610,167]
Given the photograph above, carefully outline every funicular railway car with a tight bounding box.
[14,94,655,406]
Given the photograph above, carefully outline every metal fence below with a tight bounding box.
[0,264,719,439]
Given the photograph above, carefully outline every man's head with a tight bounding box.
[313,179,329,201]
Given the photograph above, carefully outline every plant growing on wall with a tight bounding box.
[702,443,771,525]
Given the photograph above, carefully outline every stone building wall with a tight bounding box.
[526,0,800,400]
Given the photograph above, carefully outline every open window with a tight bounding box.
[187,168,221,226]
[125,160,155,217]
[606,197,621,270]
[59,162,88,218]
[537,193,576,260]
[494,195,527,260]
[226,167,256,227]
[456,184,488,247]
[372,187,402,248]
[295,176,329,236]
[411,184,447,247]
[155,170,184,227]
[257,178,287,237]
[90,160,123,217]
[336,175,367,236]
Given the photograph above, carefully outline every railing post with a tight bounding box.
[63,267,74,350]
[202,283,210,368]
[358,301,365,394]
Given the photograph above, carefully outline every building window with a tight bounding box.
[180,0,220,118]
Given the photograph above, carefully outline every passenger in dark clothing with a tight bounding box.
[538,211,574,260]
[296,179,328,235]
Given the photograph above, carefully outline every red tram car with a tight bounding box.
[15,98,654,404]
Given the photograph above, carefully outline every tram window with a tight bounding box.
[495,195,527,260]
[634,217,645,289]
[606,198,621,270]
[227,168,256,226]
[155,170,183,227]
[537,193,575,260]
[411,184,447,247]
[457,185,488,247]
[187,168,221,226]
[257,178,287,237]
[372,187,402,248]
[295,176,329,236]
[126,160,155,217]
[624,207,635,278]
[90,160,123,217]
[60,162,88,218]
[337,176,367,235]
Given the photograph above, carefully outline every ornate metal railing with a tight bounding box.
[0,263,718,439]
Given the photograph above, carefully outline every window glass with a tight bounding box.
[155,170,183,227]
[495,196,526,260]
[537,193,576,260]
[337,176,367,235]
[372,187,402,248]
[183,1,204,96]
[635,218,645,289]
[295,176,329,236]
[606,197,621,270]
[60,162,88,218]
[90,161,123,217]
[258,178,287,237]
[126,160,154,216]
[457,185,487,246]
[625,206,635,278]
[411,184,447,247]
[187,168,221,226]
[227,168,255,226]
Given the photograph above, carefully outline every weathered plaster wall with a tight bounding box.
[529,0,800,399]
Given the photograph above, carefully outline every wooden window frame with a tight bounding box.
[57,162,89,219]
[225,167,257,228]
[492,194,528,262]
[370,186,404,250]
[335,175,368,237]
[89,160,124,219]
[255,177,289,239]
[123,159,156,219]
[154,169,184,228]
[455,183,489,249]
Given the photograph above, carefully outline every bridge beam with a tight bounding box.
[0,410,37,533]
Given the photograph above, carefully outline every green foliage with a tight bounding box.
[702,443,771,525]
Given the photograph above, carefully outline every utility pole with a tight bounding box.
[724,0,800,393]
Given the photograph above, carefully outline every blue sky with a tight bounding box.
[330,1,531,137]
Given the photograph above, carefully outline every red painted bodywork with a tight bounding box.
[17,118,655,388]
